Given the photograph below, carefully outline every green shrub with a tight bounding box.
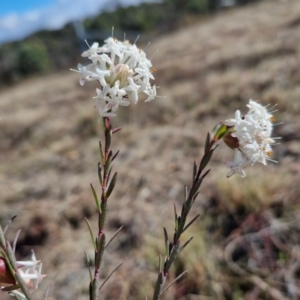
[16,40,52,76]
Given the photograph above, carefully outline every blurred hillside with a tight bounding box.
[0,0,260,88]
[1,0,300,299]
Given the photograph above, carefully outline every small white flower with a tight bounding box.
[224,99,277,177]
[73,37,157,117]
[81,42,99,58]
[16,250,45,292]
[225,149,254,178]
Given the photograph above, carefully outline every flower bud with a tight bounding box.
[223,131,239,150]
[0,257,16,285]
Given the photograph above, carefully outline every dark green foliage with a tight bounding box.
[16,40,51,75]
[164,0,209,14]
[84,3,166,32]
[0,0,261,87]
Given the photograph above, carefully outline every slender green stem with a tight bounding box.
[152,132,217,300]
[90,117,120,300]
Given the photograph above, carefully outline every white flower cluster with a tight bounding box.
[9,250,45,299]
[75,37,157,117]
[224,99,277,177]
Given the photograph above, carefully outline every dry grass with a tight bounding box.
[1,0,300,299]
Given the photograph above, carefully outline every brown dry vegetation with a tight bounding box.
[1,0,300,299]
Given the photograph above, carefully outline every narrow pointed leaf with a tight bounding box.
[104,151,112,175]
[0,226,5,247]
[95,234,106,269]
[105,128,112,149]
[90,184,101,212]
[84,218,96,249]
[14,270,32,300]
[184,185,188,202]
[200,149,213,171]
[91,278,98,300]
[161,270,188,294]
[107,166,113,184]
[99,141,104,164]
[182,215,200,232]
[99,261,123,290]
[190,169,210,197]
[105,226,123,249]
[13,229,21,254]
[193,161,197,181]
[179,237,193,253]
[163,228,169,255]
[152,271,165,300]
[3,216,17,234]
[84,251,93,281]
[112,127,122,134]
[105,172,118,198]
[98,162,103,186]
[112,150,120,162]
[165,242,180,272]
[174,203,178,231]
[205,132,211,153]
[159,254,162,273]
[192,191,199,204]
[44,284,52,300]
[201,169,211,180]
[6,242,17,270]
[2,285,20,292]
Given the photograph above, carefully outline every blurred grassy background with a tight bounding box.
[1,0,300,299]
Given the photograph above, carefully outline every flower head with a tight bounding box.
[73,37,157,117]
[0,250,45,296]
[0,257,15,285]
[16,250,45,292]
[223,99,277,177]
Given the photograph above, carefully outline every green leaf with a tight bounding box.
[90,184,101,212]
[84,251,93,282]
[3,216,17,234]
[84,218,96,250]
[98,162,103,186]
[105,119,112,149]
[204,132,211,153]
[99,141,104,164]
[179,237,193,253]
[3,285,20,292]
[182,215,200,232]
[200,149,213,171]
[165,242,180,272]
[112,127,122,134]
[99,261,123,290]
[174,203,178,229]
[104,151,112,175]
[105,172,118,198]
[158,254,162,273]
[163,228,169,256]
[112,150,120,162]
[105,226,123,249]
[192,191,199,204]
[0,225,5,248]
[95,233,106,268]
[107,166,113,184]
[6,242,17,270]
[193,161,197,181]
[161,270,188,294]
[184,185,188,202]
